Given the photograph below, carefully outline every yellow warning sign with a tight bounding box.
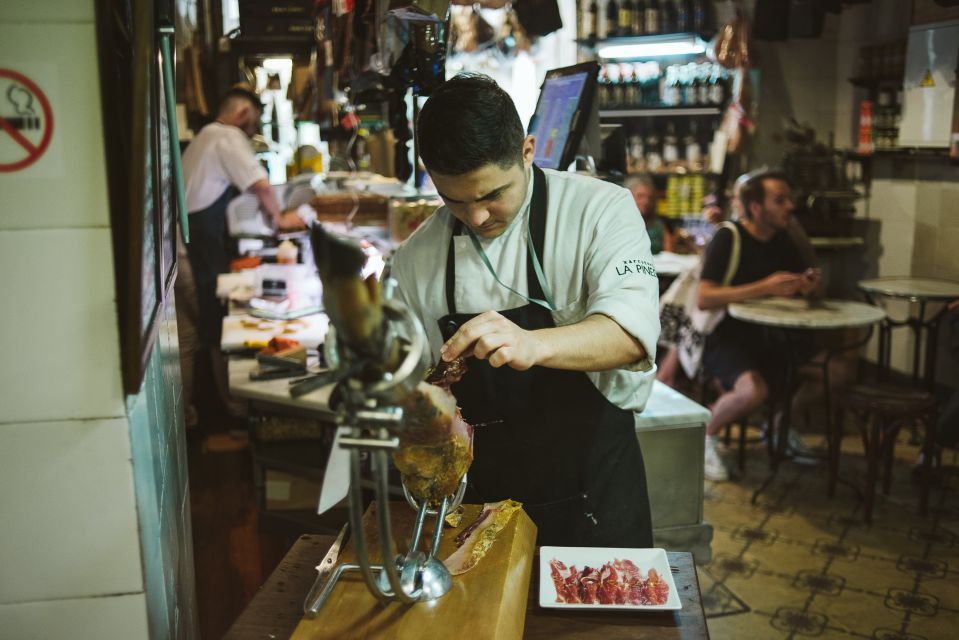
[920,69,935,87]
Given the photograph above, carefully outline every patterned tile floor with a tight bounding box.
[702,429,959,640]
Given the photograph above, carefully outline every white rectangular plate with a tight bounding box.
[539,546,682,611]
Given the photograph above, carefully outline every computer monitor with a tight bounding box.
[528,61,600,171]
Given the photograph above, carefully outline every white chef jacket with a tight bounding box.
[390,168,660,412]
[182,122,268,213]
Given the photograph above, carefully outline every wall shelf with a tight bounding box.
[577,32,709,49]
[600,106,721,118]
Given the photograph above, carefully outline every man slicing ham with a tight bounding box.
[390,74,661,548]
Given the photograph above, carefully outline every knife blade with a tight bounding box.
[303,523,351,617]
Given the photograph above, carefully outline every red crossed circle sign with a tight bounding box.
[0,68,54,172]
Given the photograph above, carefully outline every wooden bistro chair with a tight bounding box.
[841,382,938,523]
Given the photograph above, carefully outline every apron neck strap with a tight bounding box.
[445,164,553,314]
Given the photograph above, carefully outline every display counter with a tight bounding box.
[224,535,709,640]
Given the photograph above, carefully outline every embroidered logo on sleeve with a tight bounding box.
[616,258,657,277]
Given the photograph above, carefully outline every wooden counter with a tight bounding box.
[225,535,709,639]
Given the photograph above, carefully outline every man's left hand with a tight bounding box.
[441,310,544,371]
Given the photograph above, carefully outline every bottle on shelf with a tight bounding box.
[577,0,586,40]
[633,0,646,35]
[692,0,705,34]
[645,129,663,172]
[663,65,680,106]
[662,121,679,167]
[697,64,710,105]
[710,65,728,105]
[598,65,611,108]
[645,0,660,35]
[679,65,695,106]
[684,120,702,171]
[661,0,676,34]
[597,0,608,39]
[628,132,646,173]
[606,64,621,108]
[619,0,634,37]
[587,0,599,40]
[676,0,690,32]
[606,0,620,38]
[621,64,639,109]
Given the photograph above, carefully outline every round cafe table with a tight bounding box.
[858,277,959,390]
[728,297,886,502]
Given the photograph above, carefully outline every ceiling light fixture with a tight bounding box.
[597,34,708,60]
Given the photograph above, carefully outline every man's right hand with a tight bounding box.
[278,210,307,231]
[761,271,804,297]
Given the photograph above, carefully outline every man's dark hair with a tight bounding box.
[416,74,526,176]
[739,169,790,219]
[219,87,264,115]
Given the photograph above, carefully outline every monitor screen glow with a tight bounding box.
[530,71,589,170]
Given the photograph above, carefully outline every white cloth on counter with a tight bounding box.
[226,191,318,237]
[226,191,276,237]
[391,168,660,413]
[182,121,268,212]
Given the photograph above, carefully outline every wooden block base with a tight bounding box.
[290,502,536,640]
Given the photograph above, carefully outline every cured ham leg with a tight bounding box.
[394,382,473,502]
[310,225,473,503]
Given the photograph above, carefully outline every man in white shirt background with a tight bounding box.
[177,86,304,427]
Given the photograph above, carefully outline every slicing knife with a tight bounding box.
[303,523,350,616]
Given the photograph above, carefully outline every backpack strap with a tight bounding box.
[719,221,741,287]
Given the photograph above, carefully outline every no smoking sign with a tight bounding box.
[0,68,54,173]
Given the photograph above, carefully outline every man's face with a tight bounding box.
[240,105,262,138]
[429,136,535,239]
[752,178,794,230]
[631,184,654,221]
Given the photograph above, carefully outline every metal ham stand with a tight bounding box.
[301,294,468,616]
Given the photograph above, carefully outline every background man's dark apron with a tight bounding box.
[185,186,236,348]
[437,165,654,547]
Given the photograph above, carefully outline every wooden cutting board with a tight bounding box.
[290,502,537,640]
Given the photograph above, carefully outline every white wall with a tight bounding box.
[739,0,956,384]
[0,1,149,637]
[832,0,959,384]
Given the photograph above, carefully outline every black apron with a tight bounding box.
[438,165,653,548]
[185,186,236,348]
